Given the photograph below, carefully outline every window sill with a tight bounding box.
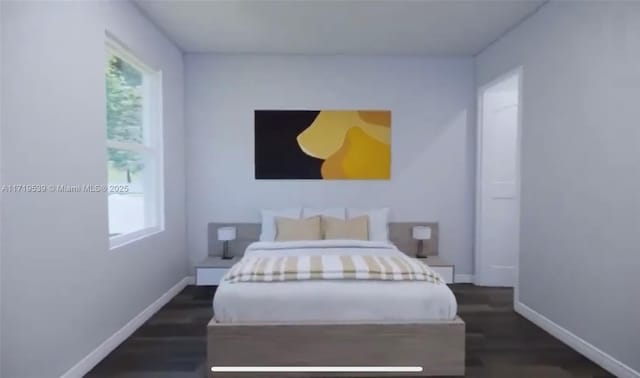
[110,226,164,250]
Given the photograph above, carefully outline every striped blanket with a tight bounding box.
[223,252,443,284]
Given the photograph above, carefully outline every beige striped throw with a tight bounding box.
[224,254,443,284]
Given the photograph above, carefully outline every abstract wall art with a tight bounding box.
[254,110,391,180]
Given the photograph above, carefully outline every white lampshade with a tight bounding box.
[412,226,431,240]
[217,226,236,241]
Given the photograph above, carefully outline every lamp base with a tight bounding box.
[416,240,426,258]
[221,241,233,260]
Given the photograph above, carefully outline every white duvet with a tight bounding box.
[213,240,458,323]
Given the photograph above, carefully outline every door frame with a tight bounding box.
[474,66,523,300]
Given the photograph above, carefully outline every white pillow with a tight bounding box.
[259,208,302,241]
[302,207,346,219]
[347,208,389,241]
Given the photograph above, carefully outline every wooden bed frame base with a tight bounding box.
[207,317,465,377]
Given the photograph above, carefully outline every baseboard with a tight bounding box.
[61,276,192,378]
[186,275,195,285]
[454,274,474,283]
[515,301,639,378]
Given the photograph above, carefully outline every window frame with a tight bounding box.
[106,35,165,250]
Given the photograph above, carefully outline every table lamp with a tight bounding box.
[412,225,431,258]
[217,226,236,260]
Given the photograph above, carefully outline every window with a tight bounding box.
[106,37,163,248]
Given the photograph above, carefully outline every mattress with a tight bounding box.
[213,240,458,323]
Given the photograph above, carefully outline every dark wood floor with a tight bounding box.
[87,284,613,378]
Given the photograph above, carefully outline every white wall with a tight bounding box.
[476,2,640,374]
[185,55,476,274]
[0,1,187,377]
[0,3,3,376]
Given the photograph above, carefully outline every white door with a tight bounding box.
[475,69,521,287]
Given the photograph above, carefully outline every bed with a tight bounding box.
[207,221,465,377]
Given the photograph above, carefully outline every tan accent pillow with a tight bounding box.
[322,216,369,240]
[275,216,322,241]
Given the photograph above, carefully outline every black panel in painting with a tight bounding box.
[254,110,323,179]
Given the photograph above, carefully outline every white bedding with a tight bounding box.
[213,240,458,323]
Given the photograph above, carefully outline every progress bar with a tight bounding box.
[211,366,423,373]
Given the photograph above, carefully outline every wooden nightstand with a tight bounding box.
[420,256,455,284]
[195,256,238,286]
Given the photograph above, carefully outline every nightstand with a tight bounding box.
[195,256,238,286]
[421,256,455,284]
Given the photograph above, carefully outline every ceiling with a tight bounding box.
[134,0,545,56]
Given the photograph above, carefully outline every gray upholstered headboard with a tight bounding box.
[207,222,439,259]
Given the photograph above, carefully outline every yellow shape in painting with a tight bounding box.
[322,127,390,180]
[297,110,390,159]
[320,138,348,179]
[358,111,391,127]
